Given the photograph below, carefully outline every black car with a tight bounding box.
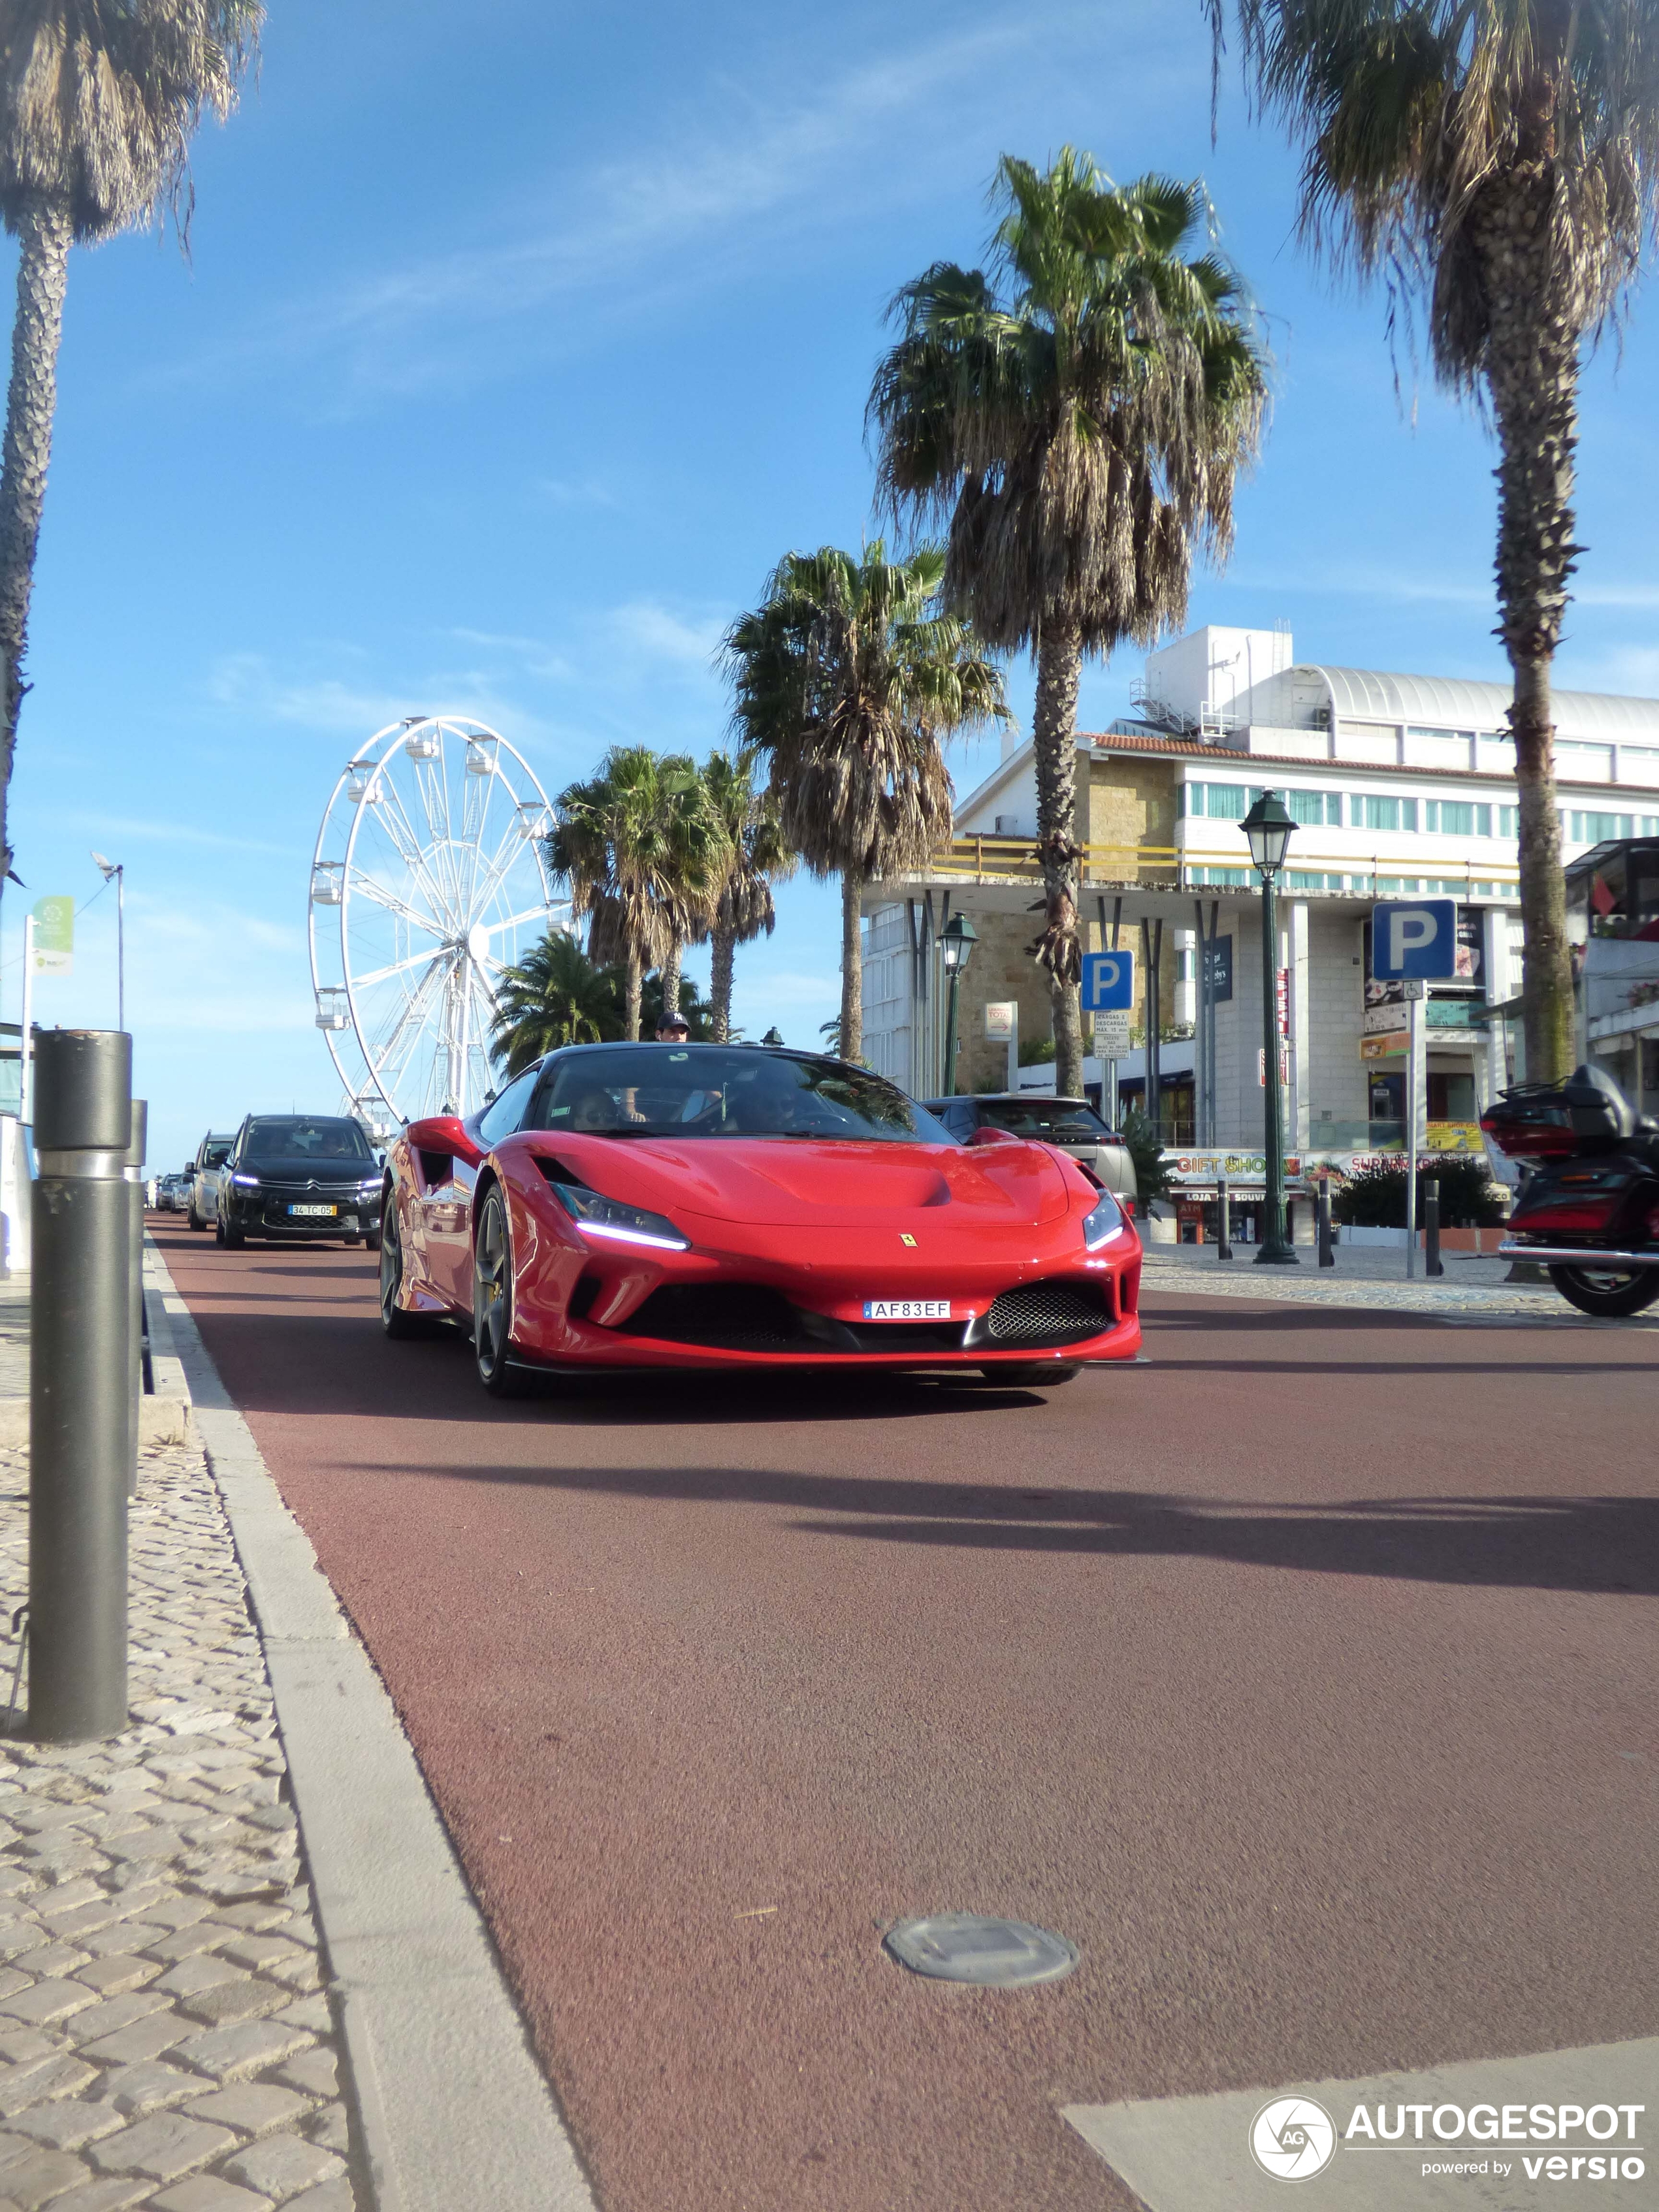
[921,1093,1138,1204]
[216,1115,384,1249]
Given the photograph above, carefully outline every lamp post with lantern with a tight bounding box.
[937,911,978,1096]
[1240,790,1297,1265]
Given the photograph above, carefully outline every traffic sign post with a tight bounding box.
[1372,903,1456,1279]
[1370,900,1457,982]
[1080,950,1133,1012]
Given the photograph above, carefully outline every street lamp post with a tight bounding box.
[937,912,978,1097]
[1241,790,1297,1266]
[91,854,124,1033]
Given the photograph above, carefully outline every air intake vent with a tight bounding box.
[984,1280,1112,1347]
[620,1284,803,1351]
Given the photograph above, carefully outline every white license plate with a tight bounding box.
[863,1299,952,1321]
[287,1204,338,1219]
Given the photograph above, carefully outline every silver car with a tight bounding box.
[188,1133,236,1231]
[923,1093,1138,1206]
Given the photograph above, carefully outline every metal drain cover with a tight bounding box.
[883,1913,1078,1987]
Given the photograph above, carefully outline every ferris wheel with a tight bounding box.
[308,716,564,1134]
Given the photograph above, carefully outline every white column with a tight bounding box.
[1287,899,1312,1152]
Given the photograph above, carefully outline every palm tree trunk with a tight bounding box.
[0,201,72,901]
[709,925,735,1043]
[624,948,642,1041]
[1032,621,1086,1095]
[1479,176,1579,1087]
[840,870,863,1062]
[661,939,682,1020]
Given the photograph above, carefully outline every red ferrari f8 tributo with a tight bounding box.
[378,1043,1142,1394]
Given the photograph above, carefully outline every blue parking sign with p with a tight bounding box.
[1371,899,1457,981]
[1082,949,1134,1010]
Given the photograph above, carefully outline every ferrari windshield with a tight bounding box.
[529,1047,948,1144]
[978,1100,1112,1141]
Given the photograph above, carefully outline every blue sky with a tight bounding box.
[8,0,1659,1174]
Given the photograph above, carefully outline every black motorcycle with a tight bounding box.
[1481,1063,1659,1317]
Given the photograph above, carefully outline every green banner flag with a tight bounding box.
[31,896,72,976]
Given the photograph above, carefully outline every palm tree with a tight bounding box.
[489,929,621,1075]
[546,746,726,1040]
[1204,3,1659,1085]
[0,0,262,903]
[869,150,1268,1095]
[702,748,796,1043]
[724,543,1007,1064]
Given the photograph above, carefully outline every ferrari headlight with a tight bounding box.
[552,1181,689,1251]
[1082,1193,1125,1249]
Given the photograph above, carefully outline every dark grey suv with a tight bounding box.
[216,1115,384,1250]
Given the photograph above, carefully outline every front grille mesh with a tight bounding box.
[984,1279,1112,1347]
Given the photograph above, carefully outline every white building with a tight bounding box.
[862,626,1659,1232]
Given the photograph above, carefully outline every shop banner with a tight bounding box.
[1424,1121,1485,1153]
[29,895,72,976]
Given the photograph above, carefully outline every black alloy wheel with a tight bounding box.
[1547,1264,1659,1319]
[187,1202,203,1232]
[473,1185,530,1397]
[379,1199,425,1340]
[219,1215,245,1251]
[981,1363,1082,1387]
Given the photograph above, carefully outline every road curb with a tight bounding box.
[144,1238,599,2212]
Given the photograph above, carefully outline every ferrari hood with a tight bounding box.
[529,1134,1072,1228]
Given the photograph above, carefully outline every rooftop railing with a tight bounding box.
[918,833,1521,897]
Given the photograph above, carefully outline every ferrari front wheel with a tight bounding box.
[379,1202,425,1341]
[474,1186,531,1398]
[984,1363,1081,1387]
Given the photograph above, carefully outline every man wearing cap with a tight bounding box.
[655,1008,690,1042]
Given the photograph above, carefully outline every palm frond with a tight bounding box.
[0,0,264,242]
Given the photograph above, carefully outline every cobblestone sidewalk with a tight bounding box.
[1138,1243,1659,1325]
[0,1426,363,2212]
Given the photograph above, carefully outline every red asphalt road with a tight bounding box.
[154,1222,1659,2212]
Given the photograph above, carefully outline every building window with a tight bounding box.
[1191,865,1250,886]
[1286,789,1342,826]
[1498,805,1519,837]
[1570,810,1633,842]
[1425,799,1475,837]
[1407,726,1477,747]
[1363,795,1401,831]
[1191,783,1248,820]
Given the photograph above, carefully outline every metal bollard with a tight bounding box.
[1217,1168,1232,1260]
[29,1032,131,1742]
[1425,1175,1443,1277]
[125,1101,146,1499]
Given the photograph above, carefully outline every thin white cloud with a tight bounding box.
[607,601,725,673]
[534,478,620,511]
[152,8,1147,402]
[203,652,556,747]
[62,812,302,861]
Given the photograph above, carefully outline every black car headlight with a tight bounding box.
[1082,1192,1126,1249]
[229,1172,261,1191]
[355,1178,383,1204]
[551,1180,688,1252]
